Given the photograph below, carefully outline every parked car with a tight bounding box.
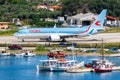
[8,44,22,50]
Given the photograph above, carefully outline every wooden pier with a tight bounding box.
[66,66,120,73]
[66,68,93,73]
[112,66,120,71]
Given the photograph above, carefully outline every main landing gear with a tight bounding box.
[61,38,66,42]
[22,39,24,42]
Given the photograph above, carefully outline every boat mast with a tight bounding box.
[72,42,77,60]
[101,38,104,60]
[72,43,75,60]
[72,42,76,61]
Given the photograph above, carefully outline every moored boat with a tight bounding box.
[85,59,102,68]
[94,60,113,72]
[22,50,36,57]
[14,50,36,57]
[93,38,113,73]
[37,43,82,72]
[36,58,78,72]
[47,50,66,59]
[0,50,10,56]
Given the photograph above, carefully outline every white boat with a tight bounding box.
[37,42,84,72]
[14,53,24,56]
[37,43,84,72]
[0,50,10,56]
[14,50,36,57]
[0,52,10,56]
[36,58,78,72]
[93,39,113,73]
[22,51,36,57]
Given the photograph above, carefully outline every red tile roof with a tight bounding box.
[106,15,117,21]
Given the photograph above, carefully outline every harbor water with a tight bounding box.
[0,55,120,80]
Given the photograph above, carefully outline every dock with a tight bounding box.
[112,66,120,71]
[66,66,120,73]
[66,68,93,73]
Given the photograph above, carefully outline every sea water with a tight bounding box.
[0,55,120,80]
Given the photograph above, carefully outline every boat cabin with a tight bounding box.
[47,50,66,59]
[38,59,77,71]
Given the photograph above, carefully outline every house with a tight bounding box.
[37,4,62,11]
[106,15,118,27]
[65,12,119,27]
[51,5,62,10]
[42,0,59,3]
[36,4,48,9]
[0,22,9,29]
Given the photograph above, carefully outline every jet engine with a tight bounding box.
[48,35,61,41]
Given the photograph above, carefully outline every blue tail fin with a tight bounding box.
[88,9,107,35]
[91,9,107,29]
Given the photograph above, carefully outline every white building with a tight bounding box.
[106,15,119,27]
[65,12,119,27]
[65,12,98,27]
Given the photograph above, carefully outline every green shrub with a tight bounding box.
[35,45,47,51]
[0,29,18,36]
[104,43,120,48]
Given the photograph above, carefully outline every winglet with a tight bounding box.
[88,29,94,35]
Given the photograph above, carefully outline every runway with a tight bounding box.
[0,33,120,44]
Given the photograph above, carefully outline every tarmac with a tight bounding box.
[0,33,120,45]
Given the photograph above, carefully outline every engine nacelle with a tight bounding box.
[48,35,60,41]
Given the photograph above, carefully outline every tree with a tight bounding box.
[61,0,88,16]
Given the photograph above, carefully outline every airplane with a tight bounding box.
[14,9,107,42]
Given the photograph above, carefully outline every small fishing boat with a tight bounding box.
[93,38,113,73]
[94,60,113,72]
[36,58,78,72]
[47,50,66,59]
[21,50,36,57]
[85,59,102,68]
[37,43,83,72]
[14,53,25,56]
[0,40,10,56]
[0,50,10,56]
[14,50,36,57]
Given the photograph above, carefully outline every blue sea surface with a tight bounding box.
[0,55,120,80]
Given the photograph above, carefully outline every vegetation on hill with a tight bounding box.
[0,0,120,27]
[61,0,120,19]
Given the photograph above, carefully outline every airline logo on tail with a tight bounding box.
[95,21,101,26]
[80,9,107,35]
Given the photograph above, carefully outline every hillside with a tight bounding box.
[0,0,119,27]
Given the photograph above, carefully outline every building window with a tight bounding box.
[82,21,91,26]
